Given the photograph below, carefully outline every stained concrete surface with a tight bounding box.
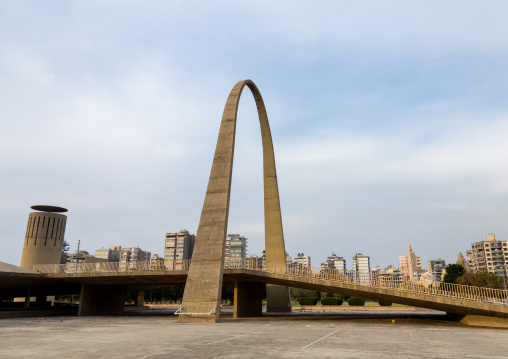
[1,308,507,358]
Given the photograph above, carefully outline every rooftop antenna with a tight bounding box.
[76,239,81,253]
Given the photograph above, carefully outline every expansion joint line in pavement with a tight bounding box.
[206,328,274,345]
[301,329,341,350]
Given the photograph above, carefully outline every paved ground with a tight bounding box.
[1,308,507,358]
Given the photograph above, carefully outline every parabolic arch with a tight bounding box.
[179,80,290,322]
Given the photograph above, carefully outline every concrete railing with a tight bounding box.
[264,262,508,306]
[33,260,192,274]
[33,259,508,306]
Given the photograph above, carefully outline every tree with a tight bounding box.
[442,264,465,284]
[221,284,234,304]
[290,288,320,299]
[458,271,505,290]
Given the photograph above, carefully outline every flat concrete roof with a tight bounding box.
[1,308,507,358]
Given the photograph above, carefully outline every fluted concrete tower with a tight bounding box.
[20,205,68,270]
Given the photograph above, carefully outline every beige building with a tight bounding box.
[66,251,107,271]
[399,242,422,278]
[164,230,195,269]
[352,253,370,274]
[293,253,311,267]
[466,233,508,277]
[150,254,164,270]
[321,254,346,271]
[119,247,151,270]
[428,258,446,281]
[95,246,121,262]
[225,234,247,268]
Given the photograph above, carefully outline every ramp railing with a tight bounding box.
[33,258,508,306]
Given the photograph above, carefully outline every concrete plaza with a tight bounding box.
[1,308,507,358]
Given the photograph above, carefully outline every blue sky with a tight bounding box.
[1,1,508,269]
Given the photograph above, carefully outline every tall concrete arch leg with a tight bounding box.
[78,285,126,316]
[266,285,291,313]
[233,282,263,318]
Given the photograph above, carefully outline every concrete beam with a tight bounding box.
[78,285,126,316]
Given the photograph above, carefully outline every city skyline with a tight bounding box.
[2,2,508,268]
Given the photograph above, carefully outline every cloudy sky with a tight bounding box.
[1,1,508,269]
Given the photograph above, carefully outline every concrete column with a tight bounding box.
[78,285,126,316]
[233,282,263,318]
[24,288,31,309]
[266,285,292,313]
[136,290,145,307]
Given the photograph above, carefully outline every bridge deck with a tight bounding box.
[29,261,508,319]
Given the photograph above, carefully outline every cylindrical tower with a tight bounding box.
[20,205,68,270]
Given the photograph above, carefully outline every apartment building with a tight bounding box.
[119,247,151,270]
[352,253,370,273]
[94,246,121,262]
[428,258,446,281]
[150,254,164,270]
[225,234,247,268]
[294,253,311,267]
[466,234,508,276]
[321,254,346,271]
[164,230,196,269]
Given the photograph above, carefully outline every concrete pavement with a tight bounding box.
[1,308,507,358]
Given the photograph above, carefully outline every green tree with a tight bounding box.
[221,284,234,304]
[458,270,505,290]
[442,264,465,284]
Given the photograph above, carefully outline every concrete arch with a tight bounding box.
[179,80,290,322]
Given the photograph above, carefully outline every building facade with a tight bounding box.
[224,234,247,268]
[428,258,446,281]
[466,234,508,276]
[293,253,311,267]
[352,253,370,283]
[398,242,422,278]
[150,254,165,270]
[164,230,196,269]
[95,246,121,262]
[119,247,151,270]
[321,254,346,271]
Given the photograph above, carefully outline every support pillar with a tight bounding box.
[266,285,292,313]
[78,285,126,316]
[233,282,263,318]
[24,288,31,309]
[136,290,145,307]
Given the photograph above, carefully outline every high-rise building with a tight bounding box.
[225,234,247,268]
[352,253,370,280]
[294,253,311,267]
[321,254,346,271]
[428,259,446,281]
[466,234,508,277]
[95,246,121,262]
[164,230,196,269]
[119,247,151,270]
[399,242,422,278]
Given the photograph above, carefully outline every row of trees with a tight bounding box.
[442,264,506,290]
